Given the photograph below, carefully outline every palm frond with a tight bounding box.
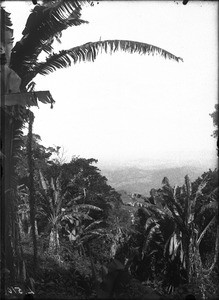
[26,39,183,83]
[66,195,84,207]
[10,3,88,80]
[84,220,103,232]
[197,216,217,246]
[39,169,48,191]
[41,0,85,21]
[77,204,102,211]
[1,91,55,108]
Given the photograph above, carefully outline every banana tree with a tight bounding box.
[1,6,54,286]
[129,174,218,297]
[38,169,102,254]
[127,199,175,286]
[160,175,218,297]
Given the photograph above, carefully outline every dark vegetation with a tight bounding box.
[2,133,218,299]
[1,1,218,299]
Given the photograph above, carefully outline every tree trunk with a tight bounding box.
[181,231,191,284]
[1,107,25,289]
[27,112,37,268]
[49,227,60,254]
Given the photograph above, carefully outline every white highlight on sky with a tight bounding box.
[4,1,218,169]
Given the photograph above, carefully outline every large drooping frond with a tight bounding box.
[10,2,88,80]
[24,39,183,84]
[1,91,55,108]
[1,7,13,30]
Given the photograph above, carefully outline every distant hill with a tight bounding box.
[101,165,211,196]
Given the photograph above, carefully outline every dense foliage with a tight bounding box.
[1,1,217,299]
[10,135,218,299]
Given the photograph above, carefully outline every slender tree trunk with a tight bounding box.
[1,15,31,292]
[49,227,60,254]
[1,110,15,285]
[1,107,24,288]
[27,111,37,268]
[181,231,191,284]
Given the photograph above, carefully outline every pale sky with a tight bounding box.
[3,1,218,169]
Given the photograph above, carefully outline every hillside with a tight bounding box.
[101,165,211,196]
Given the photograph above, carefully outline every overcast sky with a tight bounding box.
[4,1,218,169]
